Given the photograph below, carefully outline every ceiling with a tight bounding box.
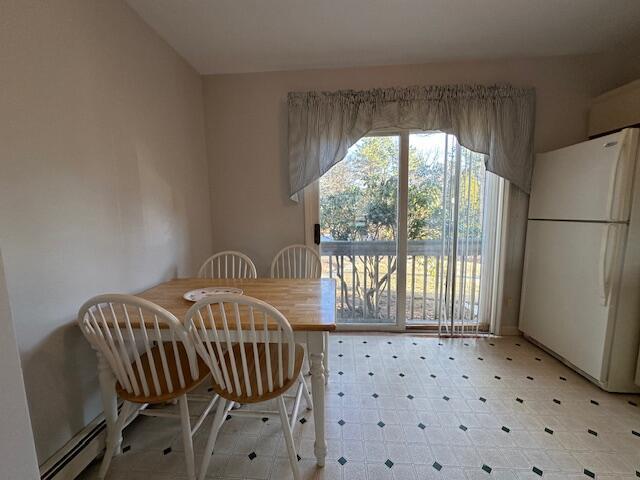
[126,0,640,75]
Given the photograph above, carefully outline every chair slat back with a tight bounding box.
[185,294,296,399]
[198,251,257,279]
[78,294,200,399]
[270,244,321,279]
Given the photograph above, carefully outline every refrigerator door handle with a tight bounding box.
[608,129,636,221]
[599,224,618,306]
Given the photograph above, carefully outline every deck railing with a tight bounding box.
[320,239,482,325]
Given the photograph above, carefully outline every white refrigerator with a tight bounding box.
[519,128,640,392]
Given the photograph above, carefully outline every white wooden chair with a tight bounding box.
[198,251,257,279]
[270,244,322,279]
[78,294,217,480]
[186,294,312,480]
[271,244,328,380]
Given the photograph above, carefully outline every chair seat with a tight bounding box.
[116,342,210,404]
[210,342,305,404]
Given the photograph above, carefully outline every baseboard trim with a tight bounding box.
[39,403,136,480]
[39,413,108,480]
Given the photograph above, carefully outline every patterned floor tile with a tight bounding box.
[77,333,640,480]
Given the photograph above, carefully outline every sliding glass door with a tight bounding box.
[316,131,501,332]
[319,135,400,325]
[406,133,489,333]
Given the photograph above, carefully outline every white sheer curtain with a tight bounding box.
[478,173,509,335]
[288,84,536,199]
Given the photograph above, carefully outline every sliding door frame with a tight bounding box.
[304,130,507,333]
[304,180,405,332]
[396,132,409,330]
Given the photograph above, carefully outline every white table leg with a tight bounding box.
[97,351,122,455]
[307,332,326,467]
[322,332,329,385]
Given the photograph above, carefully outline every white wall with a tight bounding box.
[2,1,638,464]
[0,0,212,463]
[202,53,638,331]
[0,250,40,480]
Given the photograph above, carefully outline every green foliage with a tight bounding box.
[407,147,445,240]
[320,134,484,242]
[320,136,400,241]
[319,134,486,320]
[320,186,361,241]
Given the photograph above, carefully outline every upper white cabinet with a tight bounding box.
[589,79,640,137]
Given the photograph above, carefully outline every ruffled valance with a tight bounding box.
[287,84,535,198]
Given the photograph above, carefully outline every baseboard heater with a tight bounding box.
[39,404,133,480]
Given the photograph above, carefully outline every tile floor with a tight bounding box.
[79,333,640,479]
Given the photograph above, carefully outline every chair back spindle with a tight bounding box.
[78,294,200,401]
[198,251,257,279]
[270,244,321,279]
[185,294,297,402]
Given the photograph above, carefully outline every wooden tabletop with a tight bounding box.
[137,278,337,332]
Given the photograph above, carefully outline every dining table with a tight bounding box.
[95,277,336,468]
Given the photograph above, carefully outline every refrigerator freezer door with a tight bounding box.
[519,220,625,381]
[529,129,638,222]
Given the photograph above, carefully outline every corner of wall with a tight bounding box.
[0,249,39,479]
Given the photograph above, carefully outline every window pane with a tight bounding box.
[319,136,399,324]
[406,132,487,331]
